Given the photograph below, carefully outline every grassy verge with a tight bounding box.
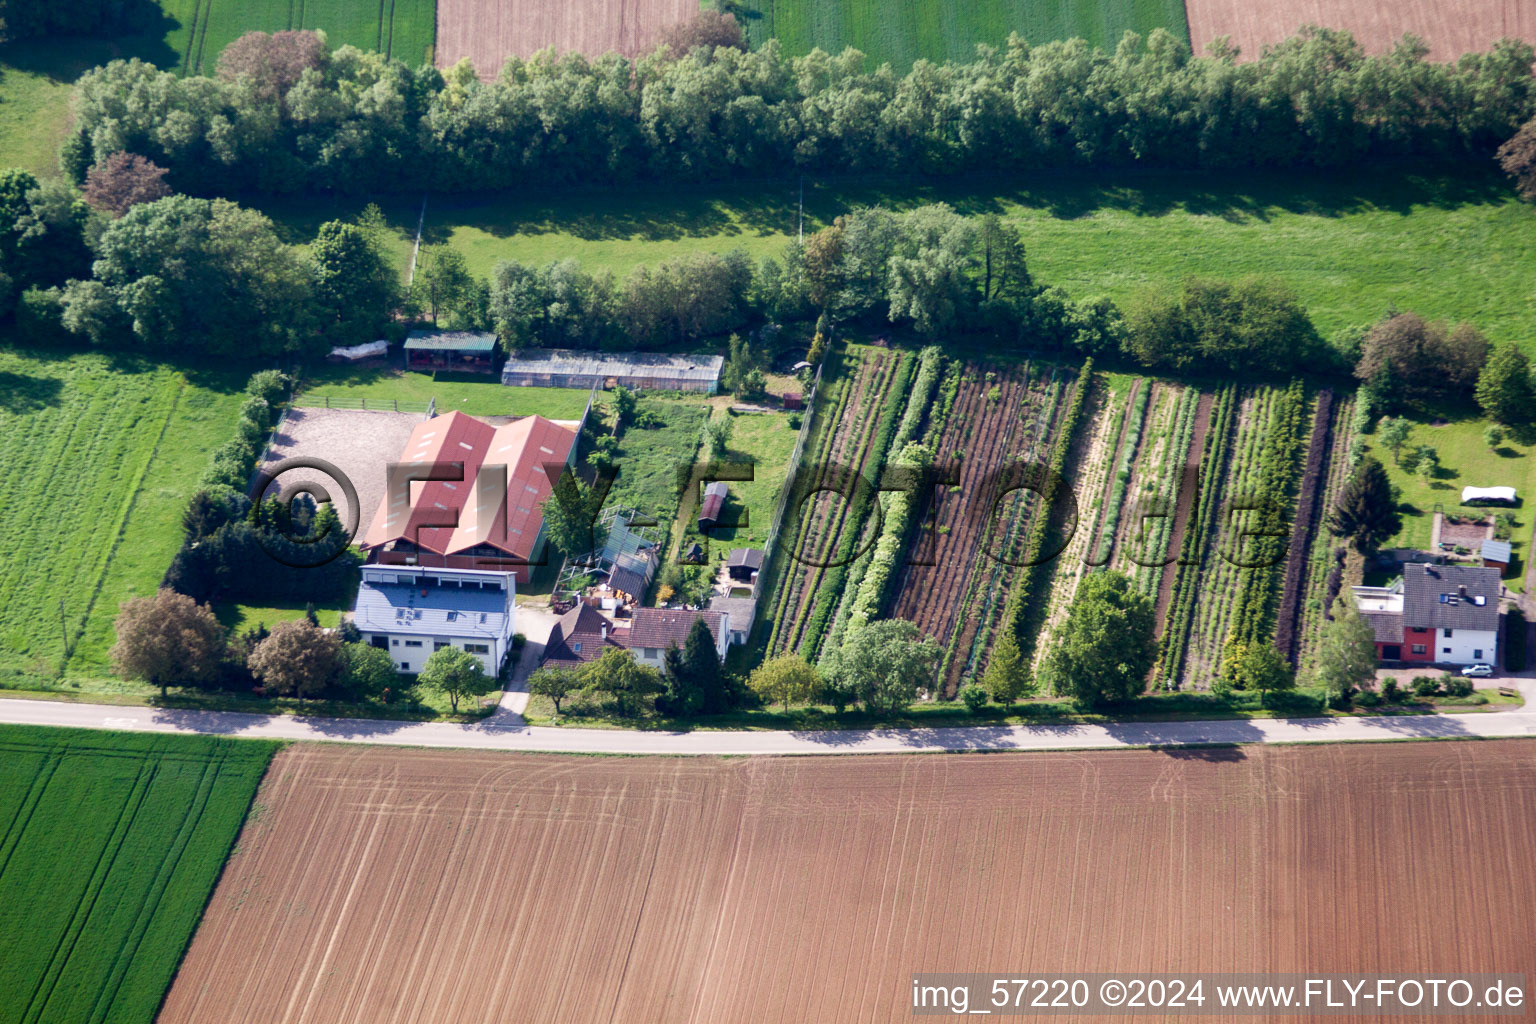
[520,685,1523,730]
[0,673,503,722]
[0,725,276,1024]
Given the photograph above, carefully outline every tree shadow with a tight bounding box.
[0,371,63,414]
[0,4,181,79]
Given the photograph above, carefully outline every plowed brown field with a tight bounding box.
[161,741,1536,1024]
[437,0,697,77]
[1187,0,1535,62]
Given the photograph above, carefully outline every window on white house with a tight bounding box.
[643,647,659,659]
[1474,649,1483,659]
[404,640,423,648]
[400,662,409,670]
[434,641,449,651]
[391,639,399,646]
[1445,628,1454,637]
[1443,647,1452,654]
[465,643,489,654]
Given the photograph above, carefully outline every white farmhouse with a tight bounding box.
[351,564,516,675]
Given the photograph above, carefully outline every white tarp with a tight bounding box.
[1461,485,1516,504]
[329,340,389,361]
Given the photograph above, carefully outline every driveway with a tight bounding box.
[3,697,1534,757]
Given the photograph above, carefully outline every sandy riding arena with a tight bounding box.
[1186,0,1536,62]
[436,0,698,77]
[160,741,1536,1024]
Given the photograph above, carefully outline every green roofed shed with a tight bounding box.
[404,330,498,373]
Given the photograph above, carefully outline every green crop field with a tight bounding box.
[163,0,438,75]
[738,0,1189,69]
[413,168,1536,358]
[0,726,277,1024]
[0,350,248,675]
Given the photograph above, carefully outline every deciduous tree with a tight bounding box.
[83,152,171,216]
[529,666,582,715]
[309,218,399,346]
[337,642,398,700]
[1496,115,1536,202]
[417,646,494,712]
[580,648,665,717]
[111,589,226,697]
[1038,570,1155,707]
[821,618,940,714]
[747,654,819,710]
[1475,344,1535,425]
[247,619,342,700]
[1306,595,1378,705]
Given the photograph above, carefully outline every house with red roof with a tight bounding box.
[360,410,578,583]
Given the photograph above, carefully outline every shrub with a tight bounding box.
[1382,677,1401,702]
[1443,675,1475,698]
[236,416,265,448]
[1411,675,1440,697]
[1355,688,1382,706]
[959,684,989,712]
[246,369,290,406]
[240,396,271,430]
[787,412,802,430]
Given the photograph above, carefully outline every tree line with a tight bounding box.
[62,26,1536,196]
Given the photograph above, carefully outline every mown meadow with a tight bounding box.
[0,726,277,1024]
[0,350,248,676]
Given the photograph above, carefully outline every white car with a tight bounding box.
[1460,664,1494,678]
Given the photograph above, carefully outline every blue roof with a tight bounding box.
[352,579,510,640]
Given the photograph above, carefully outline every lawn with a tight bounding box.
[677,409,800,555]
[294,364,595,420]
[601,396,710,529]
[214,601,346,634]
[0,349,248,675]
[1362,411,1536,592]
[0,726,276,1024]
[416,168,1536,356]
[738,0,1189,69]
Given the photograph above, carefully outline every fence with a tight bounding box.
[294,395,435,413]
[753,364,823,600]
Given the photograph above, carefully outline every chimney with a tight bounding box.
[601,624,608,641]
[1459,585,1467,599]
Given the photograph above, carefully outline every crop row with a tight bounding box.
[1092,380,1152,568]
[784,349,916,659]
[1127,385,1200,599]
[1224,380,1309,663]
[1273,389,1337,664]
[1295,394,1358,665]
[1155,384,1238,688]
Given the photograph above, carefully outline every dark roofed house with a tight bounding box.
[698,482,729,532]
[405,329,498,373]
[541,603,623,668]
[726,547,763,583]
[1353,563,1500,666]
[608,548,658,604]
[621,608,728,667]
[682,542,705,565]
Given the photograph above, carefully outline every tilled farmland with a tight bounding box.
[160,740,1536,1024]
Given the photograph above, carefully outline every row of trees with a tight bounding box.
[64,28,1536,195]
[110,589,493,710]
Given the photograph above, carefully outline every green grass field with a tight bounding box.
[295,365,595,420]
[738,0,1189,69]
[681,409,800,554]
[0,350,248,675]
[1363,412,1536,592]
[162,0,438,75]
[604,397,710,527]
[411,169,1536,356]
[0,726,276,1024]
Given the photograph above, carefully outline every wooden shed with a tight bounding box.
[404,330,498,373]
[698,482,729,532]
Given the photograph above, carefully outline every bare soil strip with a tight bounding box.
[1186,0,1535,62]
[1152,390,1214,635]
[436,0,699,77]
[161,741,1536,1024]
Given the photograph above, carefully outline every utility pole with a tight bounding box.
[798,175,804,243]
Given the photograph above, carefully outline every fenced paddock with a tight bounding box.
[256,408,423,536]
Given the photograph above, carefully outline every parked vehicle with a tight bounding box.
[1461,664,1494,678]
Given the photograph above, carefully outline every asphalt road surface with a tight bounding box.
[1,698,1533,756]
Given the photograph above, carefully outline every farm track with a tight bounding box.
[159,742,1536,1024]
[1152,391,1215,634]
[1274,390,1335,665]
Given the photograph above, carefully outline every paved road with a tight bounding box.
[3,697,1534,756]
